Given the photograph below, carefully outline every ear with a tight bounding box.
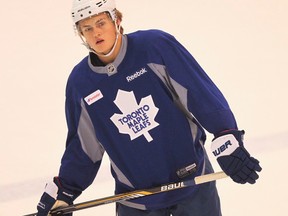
[116,18,121,26]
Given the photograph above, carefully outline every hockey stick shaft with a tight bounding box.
[23,171,227,216]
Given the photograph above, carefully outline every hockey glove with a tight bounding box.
[37,177,78,216]
[211,130,262,184]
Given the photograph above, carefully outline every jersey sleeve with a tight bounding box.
[57,76,105,194]
[152,31,238,135]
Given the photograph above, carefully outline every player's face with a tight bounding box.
[79,13,118,55]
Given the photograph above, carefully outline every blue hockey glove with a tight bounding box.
[37,177,78,216]
[211,130,262,184]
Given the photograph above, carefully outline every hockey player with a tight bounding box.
[36,0,262,215]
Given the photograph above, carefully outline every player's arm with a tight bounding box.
[154,32,262,183]
[36,92,104,215]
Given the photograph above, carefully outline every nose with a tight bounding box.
[93,28,102,38]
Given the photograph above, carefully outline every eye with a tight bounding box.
[96,20,106,28]
[82,26,93,33]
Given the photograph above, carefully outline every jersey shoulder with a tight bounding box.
[129,29,172,38]
[65,56,91,95]
[127,29,176,47]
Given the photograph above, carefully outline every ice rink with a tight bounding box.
[1,0,287,215]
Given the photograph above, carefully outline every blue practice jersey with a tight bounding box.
[59,30,237,210]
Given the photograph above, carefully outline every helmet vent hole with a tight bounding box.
[96,1,103,7]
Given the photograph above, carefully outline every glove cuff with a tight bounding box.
[53,177,79,204]
[211,130,244,159]
[37,181,58,214]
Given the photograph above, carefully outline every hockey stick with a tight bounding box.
[23,171,227,216]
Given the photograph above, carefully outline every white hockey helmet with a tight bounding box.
[71,0,117,24]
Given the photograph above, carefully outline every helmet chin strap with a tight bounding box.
[80,21,121,58]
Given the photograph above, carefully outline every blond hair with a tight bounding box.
[115,9,124,34]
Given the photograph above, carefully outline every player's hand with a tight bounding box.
[211,130,262,184]
[48,200,69,216]
[36,178,75,216]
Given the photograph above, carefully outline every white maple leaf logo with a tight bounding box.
[110,90,159,142]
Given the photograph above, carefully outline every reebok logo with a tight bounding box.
[212,140,232,156]
[62,191,74,198]
[126,68,147,82]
